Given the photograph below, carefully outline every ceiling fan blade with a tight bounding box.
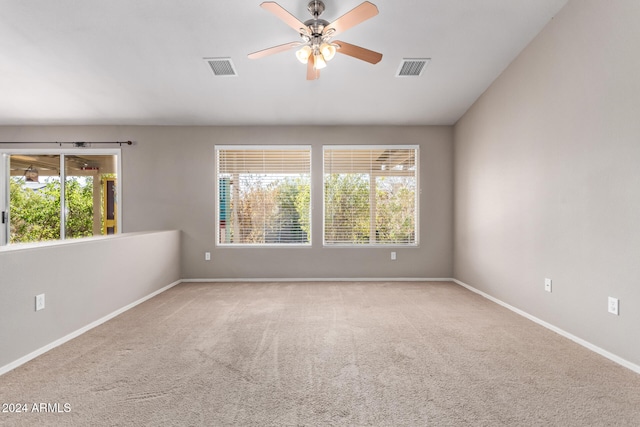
[248,41,301,59]
[334,40,382,64]
[323,1,378,37]
[307,55,320,80]
[260,2,308,34]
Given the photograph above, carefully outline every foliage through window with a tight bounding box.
[323,146,418,245]
[216,146,311,245]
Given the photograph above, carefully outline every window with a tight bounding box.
[323,145,418,246]
[1,150,121,246]
[216,146,311,246]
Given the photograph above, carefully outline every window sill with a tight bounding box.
[0,232,158,253]
[216,243,312,248]
[323,243,419,248]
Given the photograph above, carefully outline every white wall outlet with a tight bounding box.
[35,294,45,311]
[391,251,397,261]
[544,278,552,293]
[608,297,619,315]
[205,252,211,261]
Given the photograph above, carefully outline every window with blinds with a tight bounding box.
[323,145,418,246]
[216,146,311,245]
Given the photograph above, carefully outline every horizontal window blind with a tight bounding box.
[323,146,418,245]
[216,146,311,245]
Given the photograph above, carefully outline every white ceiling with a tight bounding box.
[0,0,568,126]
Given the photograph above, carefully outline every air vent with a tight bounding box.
[396,58,430,77]
[205,58,237,77]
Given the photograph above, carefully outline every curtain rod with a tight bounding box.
[0,141,133,147]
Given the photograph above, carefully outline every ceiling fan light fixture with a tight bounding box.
[296,45,312,64]
[320,42,336,61]
[313,52,327,69]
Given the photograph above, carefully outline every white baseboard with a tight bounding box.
[452,279,640,375]
[0,279,182,377]
[182,277,454,283]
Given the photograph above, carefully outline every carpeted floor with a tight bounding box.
[1,281,639,426]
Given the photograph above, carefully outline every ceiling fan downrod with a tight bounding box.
[307,0,325,18]
[303,0,330,37]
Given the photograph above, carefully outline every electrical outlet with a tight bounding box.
[205,252,211,261]
[35,294,45,311]
[391,251,397,261]
[608,297,619,315]
[544,278,552,293]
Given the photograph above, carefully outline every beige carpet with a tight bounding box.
[1,281,639,426]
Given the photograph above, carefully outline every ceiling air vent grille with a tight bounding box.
[396,58,430,77]
[205,58,237,77]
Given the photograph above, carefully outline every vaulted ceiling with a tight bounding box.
[0,0,568,126]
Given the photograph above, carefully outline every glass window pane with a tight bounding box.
[8,154,61,244]
[65,154,118,239]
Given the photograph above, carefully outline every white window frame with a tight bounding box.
[0,148,122,246]
[322,144,419,247]
[215,145,312,247]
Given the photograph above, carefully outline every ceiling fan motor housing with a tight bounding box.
[303,18,329,37]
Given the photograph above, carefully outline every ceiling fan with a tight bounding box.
[248,0,383,80]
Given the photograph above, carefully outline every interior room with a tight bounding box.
[1,0,639,425]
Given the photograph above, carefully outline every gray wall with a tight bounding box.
[454,0,640,366]
[0,125,454,279]
[0,230,181,370]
